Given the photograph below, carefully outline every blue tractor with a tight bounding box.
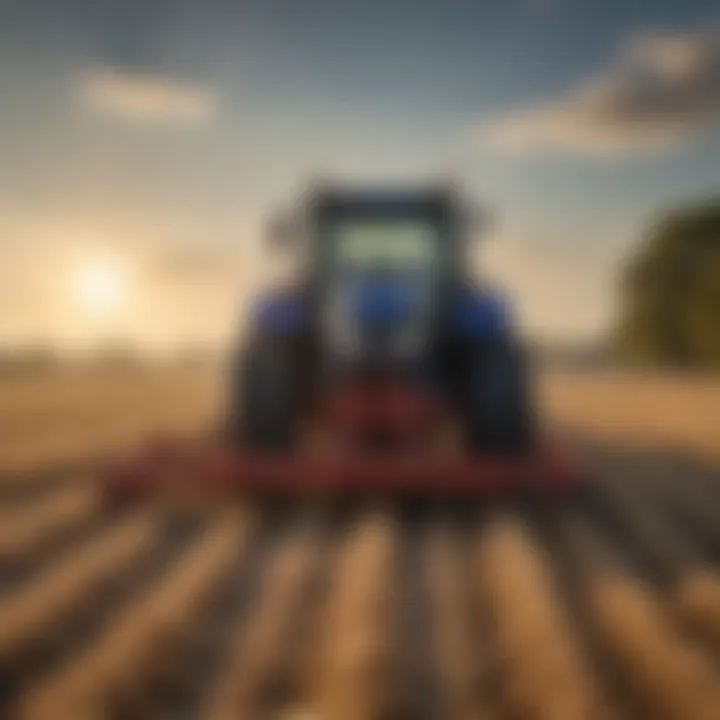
[223,183,568,496]
[106,183,579,502]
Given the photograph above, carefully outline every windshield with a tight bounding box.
[329,218,439,275]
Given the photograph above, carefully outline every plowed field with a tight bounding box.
[0,367,718,720]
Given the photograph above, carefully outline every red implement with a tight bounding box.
[103,440,584,504]
[103,377,584,505]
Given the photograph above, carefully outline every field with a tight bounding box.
[0,365,719,720]
[539,369,720,463]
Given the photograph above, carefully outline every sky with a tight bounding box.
[0,0,719,351]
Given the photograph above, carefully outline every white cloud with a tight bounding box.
[478,28,720,155]
[80,66,217,126]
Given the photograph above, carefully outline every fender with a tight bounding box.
[450,289,510,338]
[251,291,306,335]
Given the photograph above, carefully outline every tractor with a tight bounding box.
[105,183,581,502]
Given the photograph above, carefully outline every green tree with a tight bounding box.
[617,200,720,367]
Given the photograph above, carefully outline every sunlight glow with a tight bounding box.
[76,259,126,314]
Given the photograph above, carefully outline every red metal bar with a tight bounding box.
[218,448,582,495]
[104,442,584,503]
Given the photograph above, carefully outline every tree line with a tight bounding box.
[616,199,720,368]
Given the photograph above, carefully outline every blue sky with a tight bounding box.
[1,0,719,349]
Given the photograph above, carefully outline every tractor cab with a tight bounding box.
[288,187,470,365]
[235,183,535,454]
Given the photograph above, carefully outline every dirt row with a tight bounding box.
[0,447,718,720]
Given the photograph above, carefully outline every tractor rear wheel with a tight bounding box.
[227,341,297,452]
[467,336,535,454]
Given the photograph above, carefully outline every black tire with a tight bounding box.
[226,340,296,452]
[467,336,535,454]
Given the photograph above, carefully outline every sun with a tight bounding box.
[77,259,125,313]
